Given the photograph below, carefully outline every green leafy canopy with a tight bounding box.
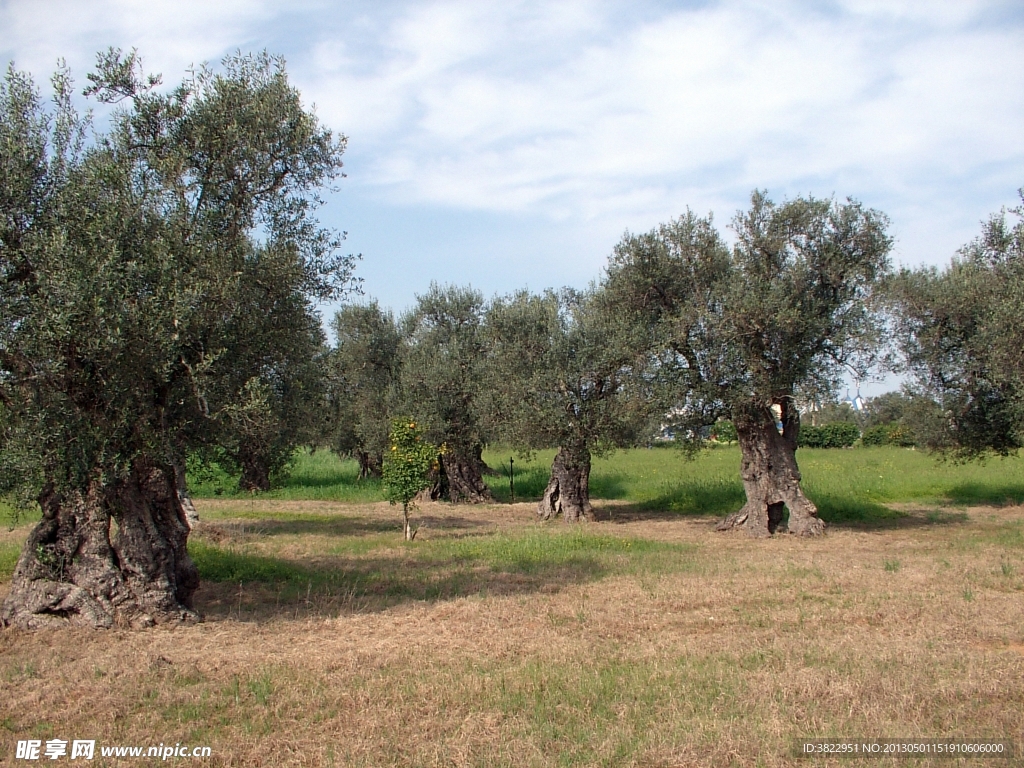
[381,419,437,511]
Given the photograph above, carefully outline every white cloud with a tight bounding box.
[2,0,1021,274]
[1,0,278,84]
[291,0,1022,251]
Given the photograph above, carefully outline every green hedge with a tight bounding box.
[799,422,860,448]
[862,422,916,447]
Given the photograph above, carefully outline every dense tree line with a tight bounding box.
[326,191,1022,539]
[2,49,1020,629]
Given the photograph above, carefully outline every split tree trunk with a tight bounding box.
[716,401,825,537]
[442,449,492,503]
[538,446,593,523]
[1,462,200,629]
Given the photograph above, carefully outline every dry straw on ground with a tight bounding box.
[2,499,1022,767]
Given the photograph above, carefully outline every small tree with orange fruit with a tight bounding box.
[382,419,437,540]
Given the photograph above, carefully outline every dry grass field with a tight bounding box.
[2,489,1023,767]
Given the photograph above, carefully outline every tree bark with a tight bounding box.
[356,450,382,480]
[442,449,492,503]
[716,401,825,537]
[402,504,417,541]
[173,459,199,530]
[538,446,593,523]
[238,449,271,492]
[1,462,200,629]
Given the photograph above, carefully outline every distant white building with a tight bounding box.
[841,386,865,412]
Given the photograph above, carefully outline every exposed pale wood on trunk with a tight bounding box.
[716,403,825,537]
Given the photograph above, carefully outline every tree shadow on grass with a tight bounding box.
[601,479,745,522]
[489,467,632,504]
[944,482,1024,506]
[600,482,978,534]
[200,516,395,540]
[202,515,490,540]
[814,495,971,531]
[587,475,632,502]
[190,542,610,621]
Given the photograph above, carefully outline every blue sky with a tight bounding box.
[3,0,1022,394]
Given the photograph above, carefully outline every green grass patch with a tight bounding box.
[189,529,697,606]
[189,449,383,503]
[188,540,312,584]
[195,444,1024,524]
[485,654,742,766]
[0,541,22,580]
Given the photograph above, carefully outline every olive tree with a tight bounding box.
[604,193,891,537]
[0,50,353,628]
[327,301,401,479]
[483,288,652,522]
[212,271,331,492]
[399,284,492,503]
[889,194,1023,458]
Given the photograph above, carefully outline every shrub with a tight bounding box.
[861,422,917,447]
[799,422,859,448]
[887,424,917,447]
[862,424,890,446]
[710,420,737,443]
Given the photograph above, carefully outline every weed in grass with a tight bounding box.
[963,586,974,602]
[4,662,39,682]
[226,676,242,706]
[247,672,274,706]
[884,559,901,572]
[1000,559,1015,577]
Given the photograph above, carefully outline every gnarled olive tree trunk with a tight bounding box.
[716,401,825,537]
[442,449,492,503]
[417,448,492,503]
[173,459,199,530]
[538,445,593,523]
[238,448,272,492]
[1,462,199,629]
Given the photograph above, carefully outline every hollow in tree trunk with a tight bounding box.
[716,400,825,537]
[538,445,593,523]
[1,461,200,629]
[441,448,492,503]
